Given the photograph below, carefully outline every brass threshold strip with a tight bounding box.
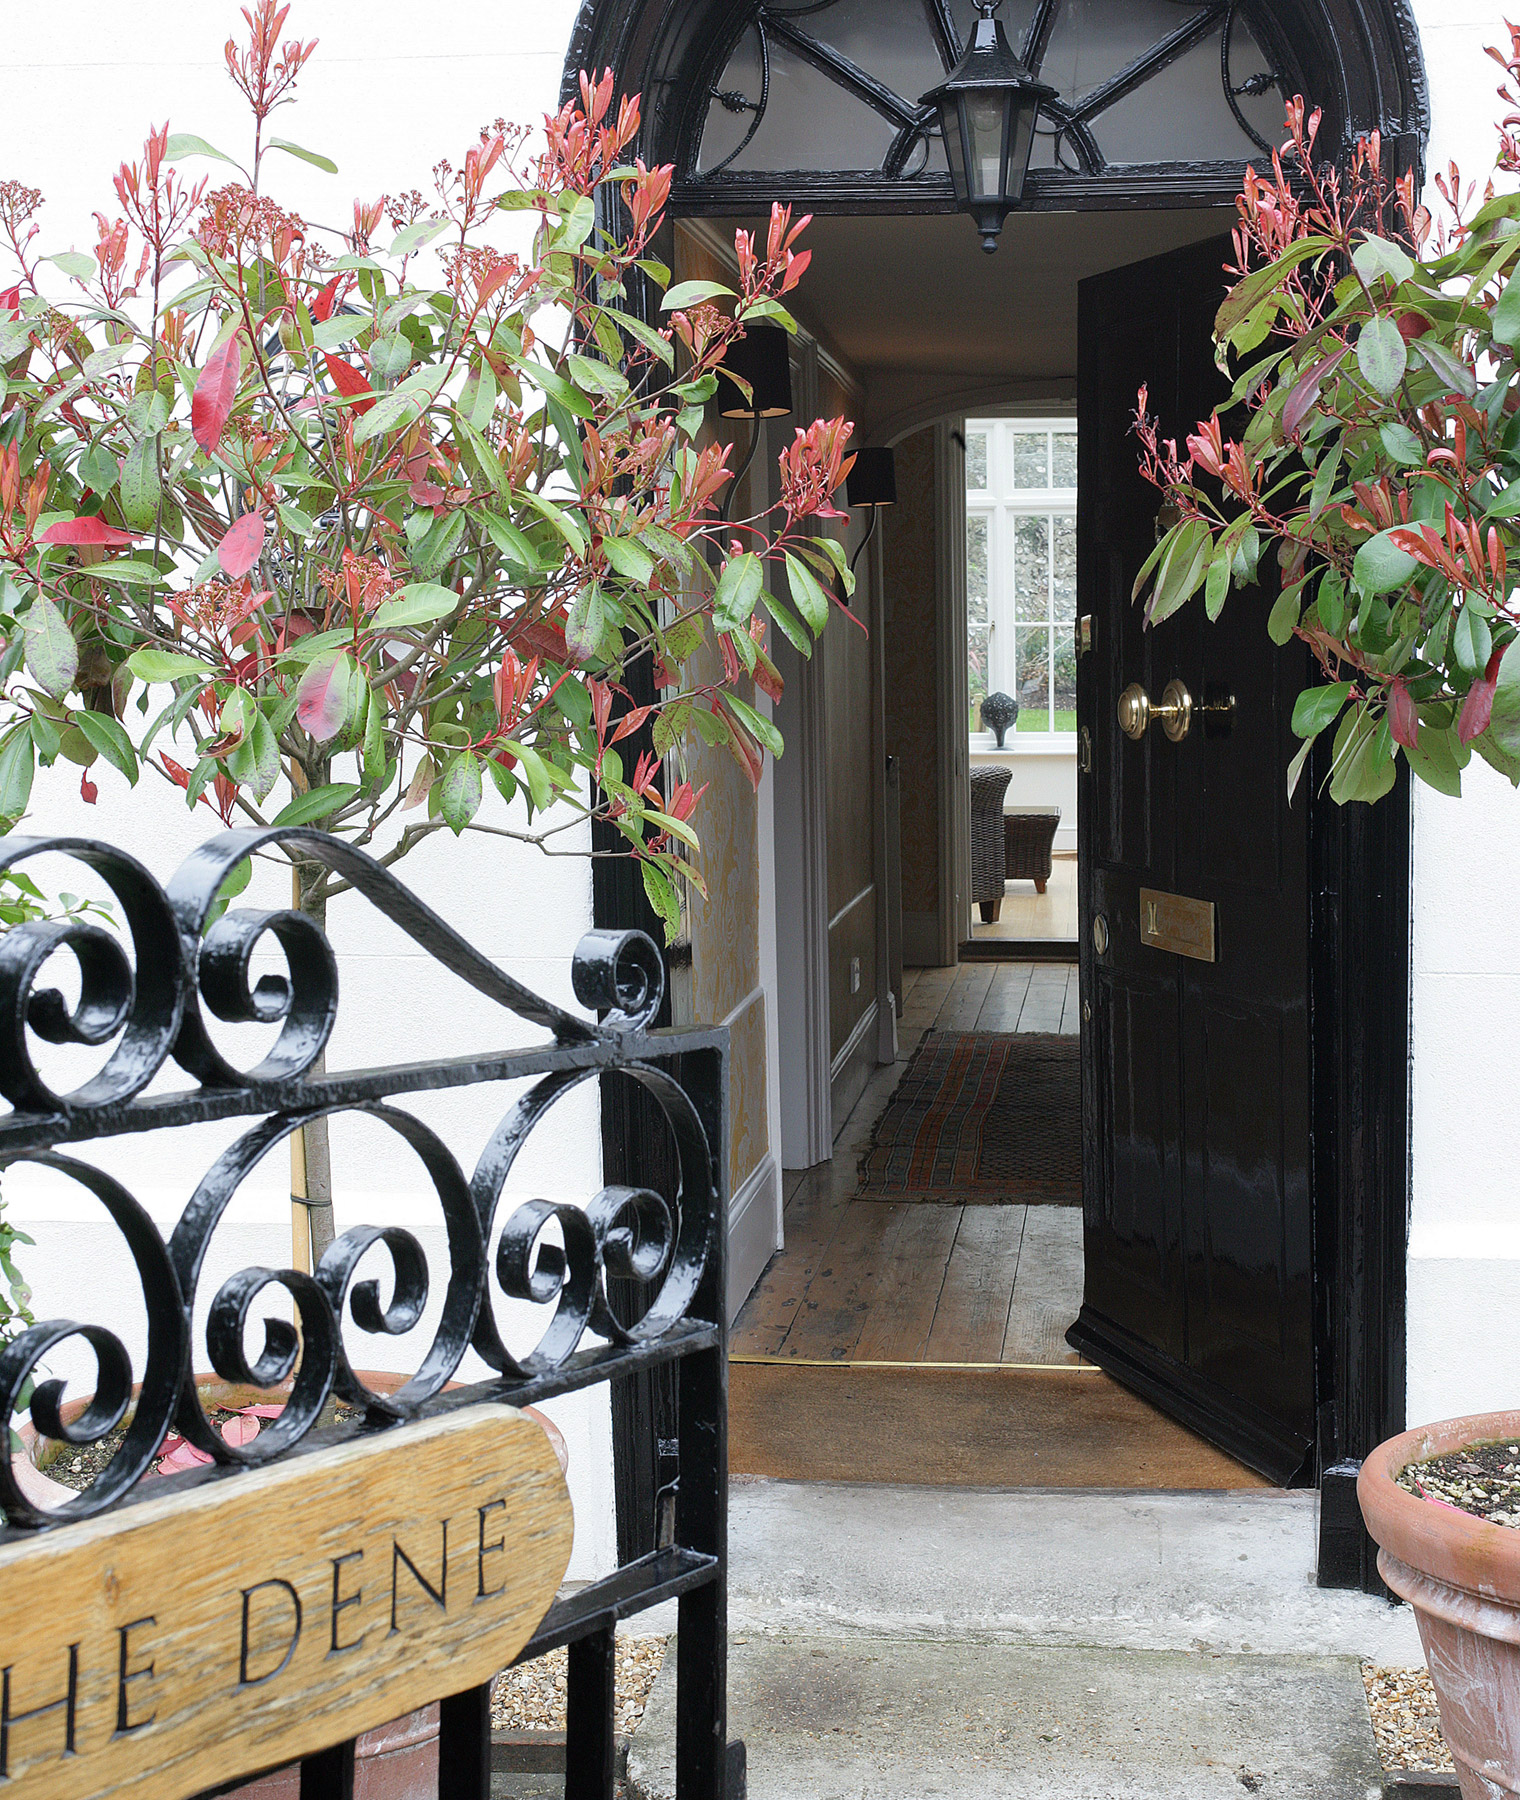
[729,1355,1100,1372]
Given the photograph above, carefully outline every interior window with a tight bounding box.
[967,419,1078,737]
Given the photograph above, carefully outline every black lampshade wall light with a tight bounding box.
[847,445,897,579]
[715,325,794,522]
[921,1,1057,253]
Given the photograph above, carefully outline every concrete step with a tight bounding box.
[724,1480,1423,1661]
[627,1635,1386,1800]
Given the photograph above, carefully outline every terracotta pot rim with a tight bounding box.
[1359,1409,1520,1604]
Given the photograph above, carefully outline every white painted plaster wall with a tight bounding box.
[1404,2,1520,1428]
[0,0,621,1579]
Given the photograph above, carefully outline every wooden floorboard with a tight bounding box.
[925,1206,1027,1363]
[936,963,994,1032]
[975,963,1034,1033]
[729,1362,1272,1489]
[1003,1205,1085,1365]
[776,1201,908,1360]
[730,1163,854,1356]
[853,1204,963,1362]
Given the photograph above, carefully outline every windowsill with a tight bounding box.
[970,735,1077,755]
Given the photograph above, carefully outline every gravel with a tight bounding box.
[1363,1663,1454,1774]
[1397,1439,1520,1527]
[492,1632,667,1740]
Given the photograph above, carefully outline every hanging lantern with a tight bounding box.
[921,2,1058,254]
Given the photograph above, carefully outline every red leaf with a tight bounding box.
[218,510,267,579]
[1387,677,1419,750]
[311,276,342,323]
[192,336,241,455]
[220,1413,260,1447]
[296,652,351,742]
[1459,648,1505,744]
[237,1402,286,1419]
[38,516,139,548]
[322,353,376,415]
[79,767,98,805]
[0,285,19,320]
[409,480,446,508]
[157,1434,213,1472]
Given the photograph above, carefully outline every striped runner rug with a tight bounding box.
[856,1030,1082,1204]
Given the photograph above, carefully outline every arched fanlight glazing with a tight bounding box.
[693,0,1291,187]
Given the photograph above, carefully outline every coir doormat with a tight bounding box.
[857,1031,1082,1204]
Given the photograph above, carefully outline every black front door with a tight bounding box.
[1070,236,1315,1484]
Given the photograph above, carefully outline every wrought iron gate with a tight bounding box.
[0,827,731,1799]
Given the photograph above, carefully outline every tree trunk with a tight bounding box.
[289,832,335,1271]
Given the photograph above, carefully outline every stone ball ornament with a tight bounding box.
[980,691,1019,747]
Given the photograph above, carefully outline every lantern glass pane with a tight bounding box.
[965,93,1008,199]
[940,97,968,194]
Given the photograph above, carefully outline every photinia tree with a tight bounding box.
[1134,30,1520,805]
[0,0,857,947]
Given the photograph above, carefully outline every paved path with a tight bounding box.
[627,1481,1418,1799]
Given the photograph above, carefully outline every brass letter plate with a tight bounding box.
[1139,888,1217,962]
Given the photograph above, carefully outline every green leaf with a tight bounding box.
[1203,551,1231,621]
[48,251,96,283]
[1452,605,1492,676]
[641,859,682,941]
[500,740,553,812]
[1292,681,1352,739]
[439,751,483,834]
[1402,723,1465,797]
[1328,704,1397,805]
[1411,337,1478,399]
[784,551,830,634]
[272,781,360,827]
[520,491,586,557]
[603,536,655,586]
[267,138,337,174]
[713,553,763,633]
[530,363,595,421]
[389,217,451,258]
[117,436,161,530]
[1356,315,1408,400]
[1147,518,1212,624]
[78,442,119,494]
[369,331,412,384]
[723,689,783,758]
[0,726,35,819]
[128,648,217,684]
[22,597,77,698]
[1494,274,1520,348]
[226,710,280,804]
[482,511,540,569]
[566,583,607,660]
[1352,234,1416,287]
[1379,421,1425,466]
[351,381,437,445]
[1214,236,1332,336]
[1352,528,1419,595]
[88,559,168,586]
[661,279,736,311]
[164,133,237,166]
[760,588,811,656]
[1483,483,1520,520]
[454,413,509,499]
[371,582,459,631]
[555,193,596,250]
[72,711,138,784]
[1285,733,1314,803]
[1267,583,1303,646]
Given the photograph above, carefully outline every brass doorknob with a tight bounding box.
[1117,678,1193,743]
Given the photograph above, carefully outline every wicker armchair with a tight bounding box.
[970,765,1013,923]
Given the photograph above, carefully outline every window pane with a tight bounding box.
[967,513,990,725]
[1014,515,1050,622]
[1097,34,1266,165]
[1053,516,1076,621]
[1052,432,1078,488]
[966,431,989,491]
[789,0,957,112]
[1013,433,1049,488]
[1036,0,1216,107]
[698,36,899,172]
[1053,633,1077,730]
[1015,626,1051,727]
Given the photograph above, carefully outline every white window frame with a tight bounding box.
[966,416,1077,750]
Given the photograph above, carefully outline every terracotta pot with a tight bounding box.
[19,1370,568,1798]
[1360,1411,1520,1799]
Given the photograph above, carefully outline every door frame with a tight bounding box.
[572,0,1423,1583]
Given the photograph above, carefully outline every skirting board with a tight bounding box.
[728,1153,780,1324]
[830,999,879,1139]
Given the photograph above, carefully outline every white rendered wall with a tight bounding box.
[1406,2,1520,1427]
[0,0,620,1580]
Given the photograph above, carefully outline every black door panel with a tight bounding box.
[1071,235,1314,1484]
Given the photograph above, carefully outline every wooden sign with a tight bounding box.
[0,1403,573,1800]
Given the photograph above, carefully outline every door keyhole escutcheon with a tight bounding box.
[1118,678,1193,743]
[1092,913,1109,956]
